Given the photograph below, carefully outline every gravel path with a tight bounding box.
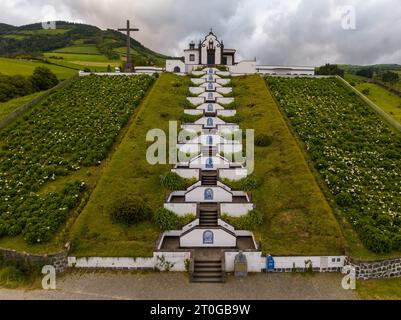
[0,271,357,300]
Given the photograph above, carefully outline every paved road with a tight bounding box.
[0,271,357,300]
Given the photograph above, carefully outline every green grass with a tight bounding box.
[17,28,70,35]
[0,57,76,80]
[232,75,345,255]
[70,73,190,257]
[350,80,401,123]
[0,91,46,120]
[43,52,116,62]
[357,278,401,300]
[53,45,100,55]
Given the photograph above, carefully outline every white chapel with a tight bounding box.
[166,29,315,76]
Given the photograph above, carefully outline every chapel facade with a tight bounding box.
[184,30,236,66]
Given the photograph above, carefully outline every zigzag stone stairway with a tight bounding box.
[155,67,260,283]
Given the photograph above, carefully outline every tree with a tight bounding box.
[30,67,58,91]
[315,64,344,77]
[382,71,399,84]
[356,67,374,79]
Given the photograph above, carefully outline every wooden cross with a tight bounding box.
[118,20,139,72]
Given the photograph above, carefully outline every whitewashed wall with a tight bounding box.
[189,156,230,170]
[219,168,248,181]
[220,203,254,217]
[219,144,242,154]
[271,256,346,270]
[217,110,237,117]
[185,186,233,202]
[192,78,205,85]
[216,78,231,86]
[229,61,257,75]
[184,109,203,116]
[187,97,204,106]
[197,103,224,112]
[217,97,235,105]
[184,50,199,65]
[180,228,236,248]
[67,257,154,269]
[257,66,315,76]
[189,87,205,95]
[164,203,197,216]
[165,60,185,73]
[216,87,233,95]
[216,71,231,77]
[153,252,192,271]
[199,92,223,100]
[195,117,226,126]
[172,168,199,180]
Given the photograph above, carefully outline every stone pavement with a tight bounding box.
[0,271,357,300]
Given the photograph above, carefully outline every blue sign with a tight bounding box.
[266,255,275,271]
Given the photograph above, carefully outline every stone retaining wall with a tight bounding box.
[345,256,401,280]
[0,245,69,273]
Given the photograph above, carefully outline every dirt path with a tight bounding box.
[0,272,357,300]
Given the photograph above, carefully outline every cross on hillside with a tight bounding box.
[118,20,139,72]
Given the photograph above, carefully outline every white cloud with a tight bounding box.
[0,0,400,66]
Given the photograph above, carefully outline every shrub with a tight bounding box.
[110,197,152,226]
[255,133,273,147]
[30,67,58,91]
[223,210,263,230]
[361,88,370,95]
[153,208,194,230]
[160,172,195,190]
[223,175,261,191]
[360,225,392,253]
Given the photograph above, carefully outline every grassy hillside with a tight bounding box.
[267,76,401,257]
[0,21,174,68]
[70,73,189,257]
[345,74,401,124]
[0,56,76,79]
[0,90,47,120]
[233,75,345,255]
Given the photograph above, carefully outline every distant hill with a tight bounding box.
[0,21,176,67]
[339,64,401,74]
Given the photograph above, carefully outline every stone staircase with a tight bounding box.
[201,170,217,186]
[199,203,218,227]
[192,258,224,283]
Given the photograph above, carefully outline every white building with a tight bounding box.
[166,30,315,76]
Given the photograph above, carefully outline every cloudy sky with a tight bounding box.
[1,0,401,66]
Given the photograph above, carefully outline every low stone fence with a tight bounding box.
[345,256,401,280]
[0,245,69,272]
[0,76,78,130]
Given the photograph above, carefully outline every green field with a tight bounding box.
[0,57,76,80]
[345,74,401,124]
[357,278,401,300]
[44,51,121,70]
[267,76,401,258]
[233,75,345,255]
[70,73,189,257]
[0,91,47,120]
[52,45,101,55]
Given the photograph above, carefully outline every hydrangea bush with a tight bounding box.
[0,75,154,244]
[266,76,401,253]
